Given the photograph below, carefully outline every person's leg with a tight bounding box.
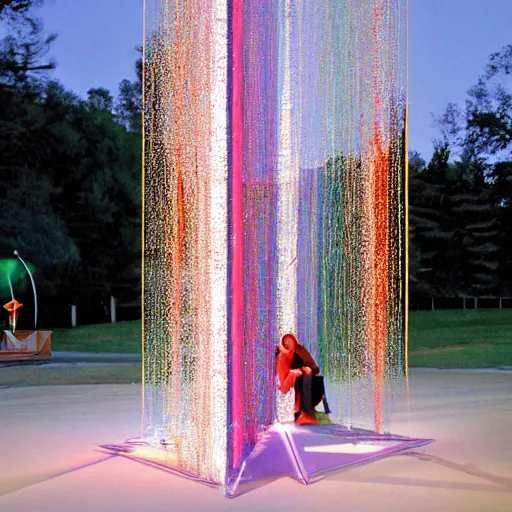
[294,377,302,421]
[295,374,318,425]
[311,376,324,409]
[310,376,331,413]
[322,395,331,414]
[301,373,314,415]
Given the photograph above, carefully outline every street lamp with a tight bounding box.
[13,250,38,330]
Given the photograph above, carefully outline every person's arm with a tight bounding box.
[277,355,302,393]
[296,344,320,375]
[300,366,313,375]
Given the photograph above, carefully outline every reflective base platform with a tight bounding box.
[103,422,434,498]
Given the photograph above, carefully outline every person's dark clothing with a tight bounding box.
[292,352,326,414]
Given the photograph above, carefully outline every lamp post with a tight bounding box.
[13,250,37,330]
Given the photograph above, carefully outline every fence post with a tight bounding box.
[71,305,77,328]
[110,296,117,324]
[474,297,478,309]
[431,296,434,311]
[463,297,465,310]
[500,297,502,309]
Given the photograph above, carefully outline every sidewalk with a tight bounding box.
[0,372,511,511]
[51,351,141,363]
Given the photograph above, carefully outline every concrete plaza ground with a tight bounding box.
[0,370,511,511]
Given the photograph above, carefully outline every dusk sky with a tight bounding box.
[36,0,512,161]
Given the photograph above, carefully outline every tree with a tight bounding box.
[0,0,55,85]
[0,0,143,324]
[465,45,512,157]
[409,145,498,297]
[410,145,457,295]
[425,44,512,297]
[87,87,114,112]
[437,45,512,161]
[116,56,142,132]
[37,83,141,307]
[451,153,498,295]
[0,68,142,324]
[409,151,436,295]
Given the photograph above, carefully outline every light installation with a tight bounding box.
[134,0,432,497]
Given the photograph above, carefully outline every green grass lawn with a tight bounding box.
[408,309,512,368]
[52,320,142,353]
[0,364,142,387]
[49,309,512,368]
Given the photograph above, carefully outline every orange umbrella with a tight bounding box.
[3,299,23,332]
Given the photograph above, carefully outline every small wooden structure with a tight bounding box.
[0,330,52,361]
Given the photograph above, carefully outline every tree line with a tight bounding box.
[0,0,142,326]
[1,1,511,327]
[410,44,512,299]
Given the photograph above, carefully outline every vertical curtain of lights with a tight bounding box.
[143,0,407,488]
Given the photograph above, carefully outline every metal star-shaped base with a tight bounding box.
[223,422,433,497]
[103,423,433,498]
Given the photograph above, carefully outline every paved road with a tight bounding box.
[0,351,141,368]
[0,372,511,511]
[51,351,141,362]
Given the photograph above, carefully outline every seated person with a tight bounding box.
[276,333,329,426]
